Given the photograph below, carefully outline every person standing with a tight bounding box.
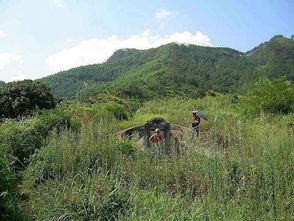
[192,112,201,136]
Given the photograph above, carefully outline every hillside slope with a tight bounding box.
[39,35,294,99]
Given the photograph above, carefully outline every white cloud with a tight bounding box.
[11,73,28,82]
[0,52,24,82]
[0,31,8,39]
[52,0,64,7]
[155,9,171,20]
[0,52,22,70]
[46,31,213,72]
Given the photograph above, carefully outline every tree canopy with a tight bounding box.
[0,80,56,120]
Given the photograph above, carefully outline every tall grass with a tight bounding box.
[0,146,24,221]
[21,96,294,220]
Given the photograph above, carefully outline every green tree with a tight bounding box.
[0,80,56,119]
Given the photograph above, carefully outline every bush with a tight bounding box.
[0,110,71,167]
[34,109,71,135]
[104,103,129,120]
[0,119,44,167]
[0,80,55,120]
[115,139,137,157]
[241,78,294,114]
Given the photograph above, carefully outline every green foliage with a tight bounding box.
[107,48,140,62]
[0,147,23,221]
[78,92,142,114]
[17,95,294,220]
[0,110,71,167]
[23,174,131,221]
[39,36,294,101]
[115,139,137,157]
[0,80,56,120]
[34,109,72,134]
[23,116,116,188]
[241,78,294,114]
[0,81,5,86]
[104,103,129,120]
[22,116,133,220]
[0,119,44,167]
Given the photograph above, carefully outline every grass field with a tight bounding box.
[12,95,293,220]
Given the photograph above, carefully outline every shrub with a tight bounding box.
[115,139,137,157]
[0,119,44,167]
[241,78,294,114]
[104,103,129,120]
[0,110,71,167]
[34,109,71,135]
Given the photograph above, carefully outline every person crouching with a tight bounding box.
[149,128,164,144]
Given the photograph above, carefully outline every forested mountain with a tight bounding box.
[39,35,294,99]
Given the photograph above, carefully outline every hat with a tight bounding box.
[155,128,160,133]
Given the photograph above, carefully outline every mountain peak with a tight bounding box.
[107,48,140,62]
[246,35,294,57]
[269,34,285,41]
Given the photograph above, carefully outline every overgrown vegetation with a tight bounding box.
[0,109,71,168]
[0,77,293,219]
[0,147,23,221]
[19,94,293,220]
[241,78,294,115]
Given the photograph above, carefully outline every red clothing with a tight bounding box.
[149,133,164,144]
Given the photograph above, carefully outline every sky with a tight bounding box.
[0,0,293,82]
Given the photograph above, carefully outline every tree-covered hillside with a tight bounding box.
[39,35,294,99]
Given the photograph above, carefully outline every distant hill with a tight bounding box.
[107,48,140,62]
[0,81,5,86]
[39,35,294,99]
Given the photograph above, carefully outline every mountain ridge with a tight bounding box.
[39,35,294,99]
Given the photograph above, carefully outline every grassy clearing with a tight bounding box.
[17,95,294,220]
